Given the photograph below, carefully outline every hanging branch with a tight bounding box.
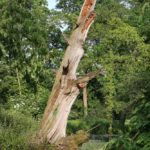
[83,86,88,117]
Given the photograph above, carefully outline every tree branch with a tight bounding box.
[75,69,105,86]
[62,33,70,45]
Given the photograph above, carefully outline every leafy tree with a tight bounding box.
[0,0,51,116]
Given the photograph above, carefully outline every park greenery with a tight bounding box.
[0,0,150,149]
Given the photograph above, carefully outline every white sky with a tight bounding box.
[47,0,56,9]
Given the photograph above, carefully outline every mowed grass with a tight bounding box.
[80,140,106,150]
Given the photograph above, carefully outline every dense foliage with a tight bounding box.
[0,0,149,149]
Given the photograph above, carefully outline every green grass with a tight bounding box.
[0,108,56,150]
[80,140,106,150]
[0,108,38,150]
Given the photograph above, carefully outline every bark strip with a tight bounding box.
[83,87,88,117]
[37,0,97,144]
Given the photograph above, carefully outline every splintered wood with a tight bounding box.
[81,11,96,33]
[78,0,96,23]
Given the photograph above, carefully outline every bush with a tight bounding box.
[67,119,89,134]
[0,108,38,150]
[67,118,110,135]
[104,99,150,150]
[86,118,110,135]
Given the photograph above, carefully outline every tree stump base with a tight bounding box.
[56,130,89,150]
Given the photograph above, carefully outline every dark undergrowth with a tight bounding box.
[0,107,54,150]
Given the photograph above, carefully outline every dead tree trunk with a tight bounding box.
[83,86,88,117]
[37,0,102,144]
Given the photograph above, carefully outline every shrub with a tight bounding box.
[86,118,110,135]
[0,108,38,150]
[67,119,89,134]
[67,118,110,135]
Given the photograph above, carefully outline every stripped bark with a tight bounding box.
[37,0,98,144]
